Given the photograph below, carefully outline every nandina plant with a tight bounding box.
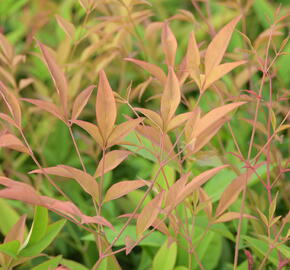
[0,0,289,269]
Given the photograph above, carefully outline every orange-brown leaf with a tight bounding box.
[37,41,68,116]
[71,85,95,120]
[0,133,29,154]
[0,81,21,127]
[21,98,65,122]
[203,61,246,91]
[72,119,103,146]
[214,212,257,223]
[215,167,257,217]
[104,180,148,202]
[4,215,26,244]
[162,22,177,67]
[205,16,241,75]
[136,191,164,236]
[134,108,162,128]
[107,118,144,146]
[55,15,76,40]
[95,150,131,177]
[160,67,180,127]
[125,58,166,84]
[96,70,116,140]
[167,112,192,131]
[177,165,228,206]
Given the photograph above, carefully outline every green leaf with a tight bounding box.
[253,0,274,28]
[0,240,20,258]
[60,259,89,270]
[173,267,188,270]
[153,240,177,270]
[0,199,20,235]
[82,224,165,247]
[19,219,66,257]
[243,235,278,266]
[32,255,62,270]
[28,206,48,245]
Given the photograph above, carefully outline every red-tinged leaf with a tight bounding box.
[104,180,148,202]
[95,150,131,177]
[199,188,212,218]
[55,15,75,40]
[71,85,95,120]
[215,165,261,217]
[205,16,241,75]
[21,98,65,122]
[30,165,99,202]
[0,33,14,61]
[96,70,116,140]
[193,117,228,153]
[177,165,228,206]
[186,31,200,87]
[37,41,68,116]
[29,166,71,178]
[134,108,162,128]
[81,215,114,230]
[4,215,26,244]
[160,67,180,127]
[0,133,29,154]
[107,118,144,146]
[0,113,18,127]
[185,108,201,142]
[214,212,257,223]
[72,119,103,146]
[136,125,175,159]
[0,81,21,127]
[203,61,246,91]
[136,191,164,236]
[59,165,99,202]
[0,177,106,225]
[125,235,135,255]
[19,78,34,90]
[125,58,166,84]
[165,173,190,210]
[162,22,177,67]
[192,102,246,139]
[167,112,192,131]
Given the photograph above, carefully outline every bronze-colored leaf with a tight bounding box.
[71,85,95,120]
[136,191,164,236]
[95,150,131,177]
[21,98,65,122]
[125,58,166,84]
[0,81,21,127]
[160,67,180,128]
[162,22,177,67]
[204,16,241,75]
[107,118,144,147]
[104,180,148,202]
[96,70,116,141]
[55,15,76,40]
[0,133,29,154]
[37,41,68,116]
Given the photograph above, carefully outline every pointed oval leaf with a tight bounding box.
[37,41,68,116]
[162,22,177,67]
[125,58,166,83]
[72,119,103,146]
[205,16,241,75]
[107,118,144,147]
[0,133,29,154]
[95,150,131,177]
[96,70,116,140]
[71,85,95,120]
[55,15,76,40]
[104,180,148,202]
[137,191,164,236]
[160,68,180,127]
[21,98,65,122]
[214,212,256,223]
[0,81,21,127]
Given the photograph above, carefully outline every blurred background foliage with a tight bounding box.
[0,0,289,269]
